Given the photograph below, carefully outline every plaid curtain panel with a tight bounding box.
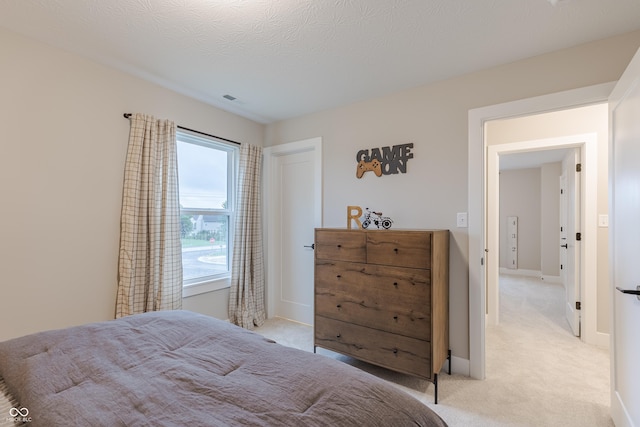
[229,144,266,329]
[115,114,183,318]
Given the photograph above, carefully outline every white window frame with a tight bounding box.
[177,130,238,297]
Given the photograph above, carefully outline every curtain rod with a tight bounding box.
[123,113,241,146]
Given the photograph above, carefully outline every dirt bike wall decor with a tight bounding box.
[355,143,413,178]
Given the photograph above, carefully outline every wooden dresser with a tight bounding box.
[313,228,450,402]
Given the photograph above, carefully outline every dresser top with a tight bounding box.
[316,228,449,232]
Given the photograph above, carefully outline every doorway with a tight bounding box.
[486,134,597,334]
[496,147,581,324]
[496,146,581,337]
[468,83,613,379]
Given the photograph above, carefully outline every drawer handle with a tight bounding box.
[336,274,342,278]
[336,304,342,309]
[394,248,399,253]
[337,244,342,248]
[336,333,341,338]
[393,315,398,321]
[392,348,398,355]
[393,282,398,288]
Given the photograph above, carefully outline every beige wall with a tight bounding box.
[0,28,264,341]
[2,25,637,355]
[265,32,640,359]
[499,168,542,271]
[498,163,562,276]
[486,103,610,334]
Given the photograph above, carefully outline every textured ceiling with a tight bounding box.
[1,0,640,123]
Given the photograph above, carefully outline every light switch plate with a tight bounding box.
[457,212,468,228]
[598,214,609,227]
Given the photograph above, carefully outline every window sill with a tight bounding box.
[183,276,231,298]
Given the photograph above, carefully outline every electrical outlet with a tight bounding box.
[457,212,468,228]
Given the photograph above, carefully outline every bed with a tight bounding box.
[0,310,446,426]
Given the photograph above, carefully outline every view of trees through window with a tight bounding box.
[177,133,235,284]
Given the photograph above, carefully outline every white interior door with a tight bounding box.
[264,138,322,325]
[562,149,581,337]
[278,150,315,323]
[609,47,640,427]
[559,174,567,287]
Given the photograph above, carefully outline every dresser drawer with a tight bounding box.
[315,260,431,340]
[315,230,366,262]
[315,316,431,379]
[315,260,431,299]
[366,231,431,269]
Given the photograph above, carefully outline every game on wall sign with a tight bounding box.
[356,143,413,178]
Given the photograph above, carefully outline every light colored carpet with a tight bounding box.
[255,275,612,426]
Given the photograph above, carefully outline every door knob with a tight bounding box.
[304,243,315,249]
[561,244,568,248]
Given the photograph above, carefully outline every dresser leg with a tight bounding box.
[313,345,317,354]
[434,373,438,404]
[448,349,452,375]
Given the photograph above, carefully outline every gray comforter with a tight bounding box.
[0,310,447,426]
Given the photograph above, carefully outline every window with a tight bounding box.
[176,130,237,289]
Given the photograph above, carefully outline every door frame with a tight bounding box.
[468,82,614,379]
[486,135,596,332]
[263,137,323,319]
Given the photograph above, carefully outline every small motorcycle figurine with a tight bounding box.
[362,208,393,229]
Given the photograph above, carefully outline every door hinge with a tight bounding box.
[576,232,582,241]
[576,163,582,172]
[576,301,581,310]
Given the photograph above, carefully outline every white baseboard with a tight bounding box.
[499,269,561,284]
[612,390,634,427]
[594,331,610,349]
[444,356,470,376]
[499,268,541,278]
